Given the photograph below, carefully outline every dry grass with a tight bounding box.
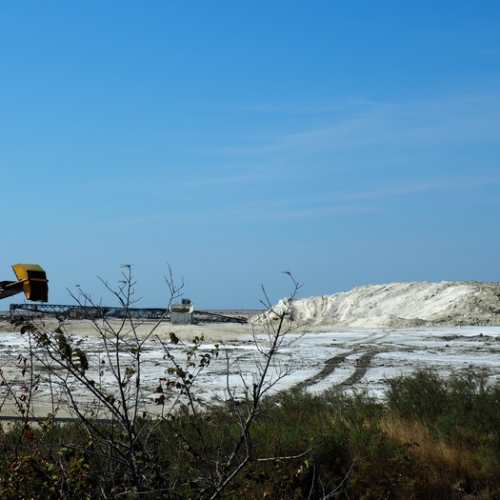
[382,413,500,497]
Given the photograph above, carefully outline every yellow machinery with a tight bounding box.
[0,264,48,302]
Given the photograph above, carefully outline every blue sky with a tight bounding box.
[1,1,499,309]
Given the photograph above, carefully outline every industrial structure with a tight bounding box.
[2,264,247,324]
[0,264,48,302]
[9,302,247,324]
[170,298,194,325]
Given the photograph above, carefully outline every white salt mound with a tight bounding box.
[254,281,500,328]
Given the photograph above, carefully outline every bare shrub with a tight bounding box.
[2,266,321,499]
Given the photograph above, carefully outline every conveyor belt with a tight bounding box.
[9,303,248,324]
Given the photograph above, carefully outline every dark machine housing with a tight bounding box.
[0,264,48,302]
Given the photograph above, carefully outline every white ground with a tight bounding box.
[1,321,500,419]
[255,280,500,327]
[1,280,499,419]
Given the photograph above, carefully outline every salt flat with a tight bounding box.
[256,280,500,327]
[1,280,499,418]
[1,319,500,419]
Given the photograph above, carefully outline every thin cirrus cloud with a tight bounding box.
[311,174,500,205]
[71,93,500,228]
[215,93,500,159]
[127,173,500,226]
[239,174,500,221]
[80,172,260,195]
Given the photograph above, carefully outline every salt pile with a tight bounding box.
[255,281,500,328]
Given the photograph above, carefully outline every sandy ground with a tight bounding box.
[1,280,499,420]
[1,317,500,420]
[258,280,500,327]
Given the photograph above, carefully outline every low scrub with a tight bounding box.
[2,267,500,498]
[2,370,500,499]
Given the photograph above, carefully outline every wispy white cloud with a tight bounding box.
[79,171,262,193]
[99,172,500,227]
[215,93,500,158]
[230,173,500,222]
[73,93,500,228]
[214,97,375,115]
[305,173,500,205]
[158,173,259,188]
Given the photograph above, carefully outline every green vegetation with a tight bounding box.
[2,269,500,498]
[1,370,500,499]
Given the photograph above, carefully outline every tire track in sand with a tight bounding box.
[294,348,384,390]
[338,350,381,388]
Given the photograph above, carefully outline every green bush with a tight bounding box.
[2,378,500,499]
[386,368,448,421]
[387,368,500,453]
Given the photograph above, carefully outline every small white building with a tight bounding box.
[170,298,194,325]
